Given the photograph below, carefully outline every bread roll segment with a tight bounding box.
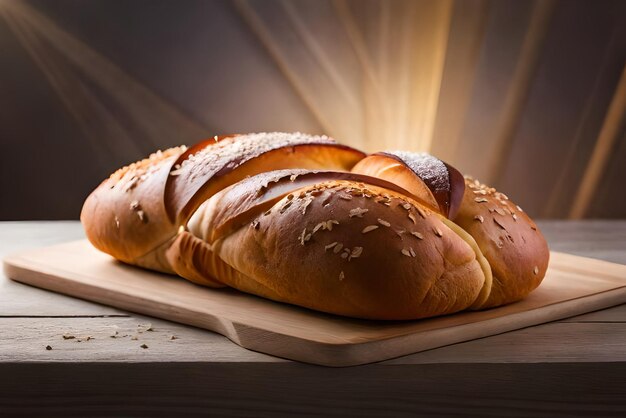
[81,132,550,320]
[350,148,549,309]
[454,176,549,308]
[188,179,487,320]
[81,132,364,274]
[80,146,186,272]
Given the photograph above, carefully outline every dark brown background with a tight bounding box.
[0,0,624,220]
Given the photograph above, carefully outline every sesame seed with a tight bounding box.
[299,229,306,245]
[408,212,417,224]
[280,201,292,213]
[411,231,424,240]
[533,266,539,275]
[377,219,391,227]
[416,207,427,219]
[517,205,524,212]
[137,210,147,223]
[130,200,139,210]
[114,216,120,229]
[252,220,260,230]
[495,208,506,216]
[434,227,443,237]
[325,242,338,251]
[512,214,518,221]
[474,215,484,223]
[341,252,348,259]
[362,225,379,234]
[475,198,488,203]
[409,247,416,257]
[326,220,339,231]
[401,249,412,257]
[339,194,352,200]
[313,222,325,234]
[351,247,363,258]
[304,233,312,242]
[349,208,368,218]
[339,271,345,280]
[303,199,315,215]
[493,218,506,230]
[333,243,344,254]
[402,203,412,210]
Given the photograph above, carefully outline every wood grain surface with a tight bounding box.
[1,221,625,416]
[4,237,626,366]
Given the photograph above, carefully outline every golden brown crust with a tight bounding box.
[81,133,364,274]
[189,180,486,320]
[81,134,549,320]
[453,177,550,308]
[80,147,186,271]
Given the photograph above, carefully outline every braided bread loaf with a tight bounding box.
[81,132,549,320]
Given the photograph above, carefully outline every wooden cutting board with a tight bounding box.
[4,240,626,366]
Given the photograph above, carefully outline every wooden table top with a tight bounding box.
[1,220,625,416]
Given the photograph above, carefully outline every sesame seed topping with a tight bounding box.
[512,214,518,221]
[304,233,312,242]
[130,201,140,210]
[299,229,307,245]
[517,205,524,212]
[340,252,349,259]
[377,219,391,227]
[313,222,325,234]
[301,198,313,215]
[339,271,345,281]
[402,203,412,210]
[401,248,412,257]
[362,225,379,234]
[333,243,344,254]
[416,206,427,219]
[411,231,424,240]
[137,210,147,223]
[495,208,506,216]
[493,218,506,230]
[325,242,338,251]
[279,201,292,213]
[474,215,484,223]
[114,216,120,229]
[252,220,260,230]
[326,220,339,231]
[408,212,417,224]
[409,247,416,257]
[350,247,363,259]
[349,208,368,218]
[339,194,353,200]
[433,227,443,237]
[533,266,539,275]
[475,197,488,203]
